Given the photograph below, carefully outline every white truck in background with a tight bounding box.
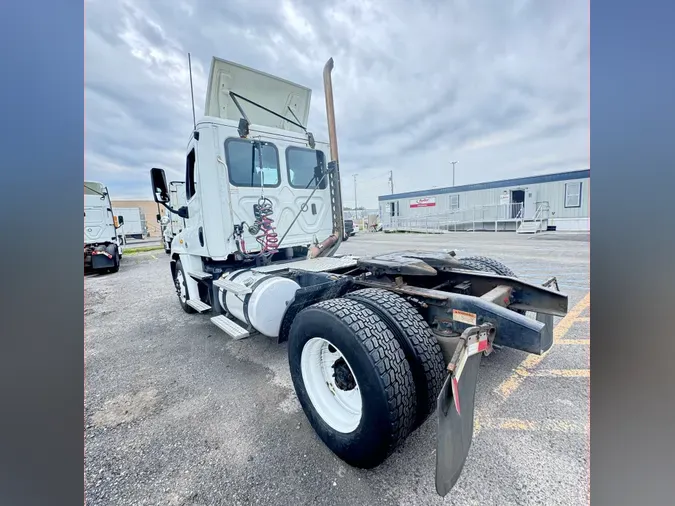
[159,181,187,254]
[115,207,148,242]
[84,181,124,273]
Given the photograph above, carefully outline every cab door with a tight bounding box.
[182,138,208,255]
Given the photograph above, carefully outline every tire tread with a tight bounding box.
[459,255,516,277]
[345,288,446,428]
[309,298,416,456]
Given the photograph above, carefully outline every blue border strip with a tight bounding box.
[378,169,590,202]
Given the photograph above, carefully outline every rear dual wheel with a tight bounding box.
[288,298,416,469]
[457,256,525,317]
[288,291,446,469]
[344,288,446,430]
[458,255,516,277]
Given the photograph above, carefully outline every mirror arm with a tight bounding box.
[160,202,189,219]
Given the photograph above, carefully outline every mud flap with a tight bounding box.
[91,249,115,270]
[435,354,481,496]
[435,323,492,496]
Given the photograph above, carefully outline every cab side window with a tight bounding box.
[186,148,198,200]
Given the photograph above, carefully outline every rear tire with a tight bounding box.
[458,255,516,277]
[174,259,196,314]
[458,256,525,318]
[344,288,446,430]
[288,298,416,469]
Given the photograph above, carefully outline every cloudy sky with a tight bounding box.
[85,0,589,208]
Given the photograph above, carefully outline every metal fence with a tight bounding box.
[384,202,525,233]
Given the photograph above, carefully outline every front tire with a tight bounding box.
[288,298,416,469]
[174,259,196,314]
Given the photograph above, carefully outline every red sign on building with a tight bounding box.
[409,197,436,208]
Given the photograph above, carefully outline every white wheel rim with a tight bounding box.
[176,270,187,302]
[300,337,362,433]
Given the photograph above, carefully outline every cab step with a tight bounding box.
[188,270,212,280]
[211,315,250,340]
[213,278,252,295]
[186,299,211,312]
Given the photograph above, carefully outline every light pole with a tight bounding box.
[451,161,458,187]
[353,174,358,220]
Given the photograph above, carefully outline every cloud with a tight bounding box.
[85,0,589,206]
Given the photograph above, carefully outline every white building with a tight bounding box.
[378,169,590,233]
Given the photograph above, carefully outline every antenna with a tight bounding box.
[188,52,196,129]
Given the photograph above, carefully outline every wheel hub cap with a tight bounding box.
[300,337,363,433]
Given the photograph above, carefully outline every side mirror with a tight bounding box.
[114,216,124,228]
[156,213,162,223]
[151,168,170,204]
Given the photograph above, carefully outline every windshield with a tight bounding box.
[84,182,105,196]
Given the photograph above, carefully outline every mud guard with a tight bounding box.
[435,354,481,496]
[435,324,491,496]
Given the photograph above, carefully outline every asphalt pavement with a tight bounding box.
[85,232,589,506]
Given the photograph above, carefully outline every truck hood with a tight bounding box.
[204,57,311,134]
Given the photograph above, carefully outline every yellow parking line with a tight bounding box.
[576,317,590,322]
[557,339,590,345]
[475,417,588,434]
[531,369,590,378]
[497,292,591,399]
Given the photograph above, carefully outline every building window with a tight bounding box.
[224,138,280,188]
[285,146,327,189]
[449,194,460,211]
[186,148,198,200]
[564,182,582,208]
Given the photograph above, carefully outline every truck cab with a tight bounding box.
[84,181,124,273]
[154,58,340,272]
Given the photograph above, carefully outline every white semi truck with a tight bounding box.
[149,57,569,496]
[84,181,124,273]
[115,207,148,241]
[159,181,187,253]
